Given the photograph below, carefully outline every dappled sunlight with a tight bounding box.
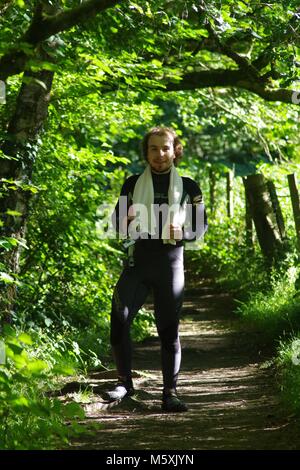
[68,279,300,451]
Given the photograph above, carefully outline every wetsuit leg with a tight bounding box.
[152,247,185,390]
[110,266,149,378]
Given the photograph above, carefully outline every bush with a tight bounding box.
[0,327,85,449]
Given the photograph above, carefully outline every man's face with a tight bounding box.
[147,133,175,173]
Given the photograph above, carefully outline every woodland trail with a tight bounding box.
[66,277,300,451]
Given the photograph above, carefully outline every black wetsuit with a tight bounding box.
[110,170,207,390]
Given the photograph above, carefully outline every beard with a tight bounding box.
[150,161,173,173]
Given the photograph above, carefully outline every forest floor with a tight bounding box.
[62,272,300,450]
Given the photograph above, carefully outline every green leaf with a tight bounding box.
[0,237,18,250]
[27,359,48,375]
[129,2,144,15]
[29,402,51,418]
[0,152,18,161]
[63,402,85,419]
[27,60,57,72]
[197,28,209,38]
[18,333,33,346]
[11,396,29,410]
[151,59,162,68]
[22,76,48,90]
[0,370,9,383]
[12,354,28,369]
[51,364,75,375]
[0,236,27,252]
[5,210,22,217]
[0,272,15,284]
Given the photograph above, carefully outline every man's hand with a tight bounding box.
[120,206,136,234]
[127,205,136,223]
[169,223,183,241]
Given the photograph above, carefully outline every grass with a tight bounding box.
[275,336,300,413]
[235,267,300,339]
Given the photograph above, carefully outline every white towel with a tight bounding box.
[128,164,186,245]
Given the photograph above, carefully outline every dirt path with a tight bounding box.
[68,279,300,450]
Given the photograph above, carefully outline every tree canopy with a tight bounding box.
[1,0,299,175]
[1,0,300,100]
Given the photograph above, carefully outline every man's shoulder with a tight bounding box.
[121,174,140,194]
[125,174,140,183]
[181,176,202,194]
[182,176,197,184]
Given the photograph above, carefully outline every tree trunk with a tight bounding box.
[287,173,300,250]
[226,169,234,218]
[0,68,54,323]
[267,180,286,240]
[209,168,216,214]
[243,178,254,250]
[243,174,284,262]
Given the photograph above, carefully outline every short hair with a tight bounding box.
[142,126,183,166]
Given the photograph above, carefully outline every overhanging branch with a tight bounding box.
[50,67,300,105]
[24,0,121,43]
[165,69,299,104]
[165,69,244,90]
[0,0,122,81]
[70,67,299,105]
[205,21,259,77]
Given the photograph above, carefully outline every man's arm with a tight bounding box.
[182,178,208,242]
[111,175,138,238]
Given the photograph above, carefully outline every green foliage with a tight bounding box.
[276,336,300,414]
[236,266,300,337]
[0,327,85,450]
[132,308,155,343]
[189,159,300,280]
[186,159,300,418]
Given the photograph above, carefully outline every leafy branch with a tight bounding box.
[0,0,122,81]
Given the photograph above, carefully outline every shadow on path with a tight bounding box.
[66,279,300,450]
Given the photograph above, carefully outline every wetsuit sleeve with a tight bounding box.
[182,178,208,242]
[111,175,138,238]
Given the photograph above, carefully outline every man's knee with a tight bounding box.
[158,323,180,353]
[110,315,130,345]
[111,286,130,322]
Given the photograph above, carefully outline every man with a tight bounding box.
[107,127,208,412]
